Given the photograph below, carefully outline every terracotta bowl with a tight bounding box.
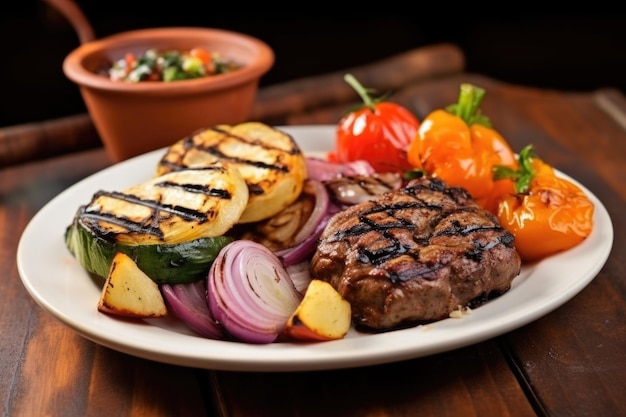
[63,27,274,162]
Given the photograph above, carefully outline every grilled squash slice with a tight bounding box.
[81,163,248,245]
[65,163,247,284]
[156,122,308,223]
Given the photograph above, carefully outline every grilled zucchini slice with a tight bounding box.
[80,163,248,245]
[65,218,232,284]
[156,122,308,223]
[64,163,247,284]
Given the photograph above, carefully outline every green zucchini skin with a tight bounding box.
[64,216,233,284]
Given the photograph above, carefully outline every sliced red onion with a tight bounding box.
[275,180,330,266]
[293,179,329,244]
[234,178,330,258]
[207,240,302,344]
[285,261,312,295]
[276,213,329,266]
[161,281,224,340]
[306,157,376,182]
[324,172,403,206]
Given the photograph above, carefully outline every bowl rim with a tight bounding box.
[63,26,274,95]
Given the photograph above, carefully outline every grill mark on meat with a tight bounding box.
[325,201,440,243]
[324,201,511,277]
[358,234,409,266]
[404,177,471,203]
[434,214,497,237]
[310,176,521,331]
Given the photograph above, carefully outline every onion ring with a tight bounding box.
[207,240,302,344]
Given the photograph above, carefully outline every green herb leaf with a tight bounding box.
[492,144,537,193]
[404,168,427,181]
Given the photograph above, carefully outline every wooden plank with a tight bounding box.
[210,342,536,417]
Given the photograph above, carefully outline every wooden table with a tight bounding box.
[1,45,625,416]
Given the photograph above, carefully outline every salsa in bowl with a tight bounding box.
[63,27,274,162]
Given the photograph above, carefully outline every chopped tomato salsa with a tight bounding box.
[108,47,241,82]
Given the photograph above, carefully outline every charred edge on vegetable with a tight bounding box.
[211,125,302,155]
[180,128,294,173]
[89,190,213,221]
[80,189,228,239]
[247,183,264,196]
[156,156,230,173]
[158,126,303,175]
[79,210,164,239]
[155,180,232,199]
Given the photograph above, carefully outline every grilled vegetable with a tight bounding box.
[156,122,308,223]
[207,240,303,344]
[407,83,518,213]
[65,219,232,284]
[328,74,420,174]
[80,164,248,245]
[493,145,595,262]
[161,280,225,339]
[284,279,352,342]
[97,252,168,318]
[65,164,246,284]
[235,178,330,265]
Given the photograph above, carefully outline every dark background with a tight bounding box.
[3,2,625,127]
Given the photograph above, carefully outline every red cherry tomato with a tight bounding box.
[190,47,212,65]
[328,74,420,174]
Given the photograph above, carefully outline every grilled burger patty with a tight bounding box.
[310,176,522,331]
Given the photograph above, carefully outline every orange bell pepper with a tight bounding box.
[407,84,517,213]
[493,145,595,263]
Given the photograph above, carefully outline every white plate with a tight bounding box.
[17,125,614,372]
